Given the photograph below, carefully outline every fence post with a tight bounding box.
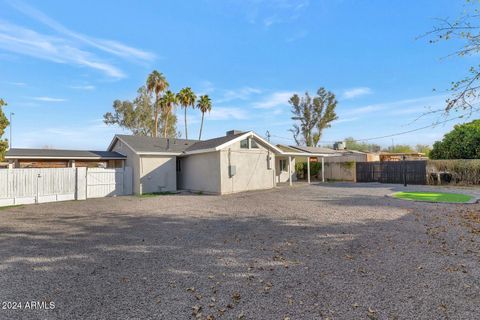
[403,156,407,187]
[75,167,87,200]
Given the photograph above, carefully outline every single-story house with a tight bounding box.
[108,130,331,195]
[5,149,126,168]
[379,152,427,162]
[5,130,333,195]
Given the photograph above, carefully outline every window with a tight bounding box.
[240,139,249,149]
[250,139,259,149]
[280,159,288,172]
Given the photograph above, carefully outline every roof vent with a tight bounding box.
[226,130,243,136]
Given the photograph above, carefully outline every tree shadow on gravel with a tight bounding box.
[0,195,478,320]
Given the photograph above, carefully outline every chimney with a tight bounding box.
[333,141,346,150]
[226,130,243,136]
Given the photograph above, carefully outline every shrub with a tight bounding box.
[427,159,480,185]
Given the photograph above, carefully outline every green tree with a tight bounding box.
[146,70,169,137]
[197,95,212,140]
[177,87,196,140]
[385,144,415,153]
[430,120,480,159]
[415,144,431,157]
[344,137,381,152]
[0,99,9,160]
[104,86,155,136]
[160,90,178,138]
[289,88,338,146]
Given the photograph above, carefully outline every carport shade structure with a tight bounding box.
[278,151,329,185]
[5,148,126,168]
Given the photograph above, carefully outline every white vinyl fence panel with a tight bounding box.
[0,168,76,206]
[87,168,126,198]
[0,167,133,207]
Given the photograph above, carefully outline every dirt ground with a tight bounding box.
[0,182,478,319]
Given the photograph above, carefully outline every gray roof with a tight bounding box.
[289,145,366,155]
[185,132,246,152]
[114,135,198,153]
[6,148,126,159]
[114,132,248,154]
[288,145,339,154]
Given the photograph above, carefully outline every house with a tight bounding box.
[108,130,330,195]
[5,130,332,195]
[379,152,427,162]
[5,149,126,169]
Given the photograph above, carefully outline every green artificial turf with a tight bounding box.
[392,191,473,203]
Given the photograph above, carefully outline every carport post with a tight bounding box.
[288,156,292,186]
[321,157,325,182]
[307,157,310,184]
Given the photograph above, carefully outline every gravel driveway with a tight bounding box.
[0,183,479,319]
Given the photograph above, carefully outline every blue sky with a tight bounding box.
[0,0,476,150]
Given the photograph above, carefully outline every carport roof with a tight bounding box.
[5,148,126,160]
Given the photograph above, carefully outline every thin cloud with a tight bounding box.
[342,87,373,100]
[342,95,447,117]
[0,21,125,78]
[7,0,155,61]
[253,91,293,109]
[218,87,262,103]
[0,0,155,78]
[207,107,248,120]
[69,85,95,90]
[4,81,26,86]
[32,96,67,102]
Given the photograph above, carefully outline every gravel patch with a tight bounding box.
[0,182,479,319]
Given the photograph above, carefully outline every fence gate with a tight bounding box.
[86,167,132,198]
[356,161,427,185]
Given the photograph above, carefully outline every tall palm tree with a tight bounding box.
[177,87,197,140]
[197,95,212,140]
[146,70,169,137]
[160,90,178,138]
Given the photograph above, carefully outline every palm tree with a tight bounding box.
[197,95,212,140]
[146,70,169,137]
[160,90,178,138]
[177,87,197,140]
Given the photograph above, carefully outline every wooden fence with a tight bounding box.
[356,161,427,185]
[0,167,132,207]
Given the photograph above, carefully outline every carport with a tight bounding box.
[276,151,333,186]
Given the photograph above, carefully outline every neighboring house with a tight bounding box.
[108,130,321,195]
[379,152,427,162]
[5,149,126,168]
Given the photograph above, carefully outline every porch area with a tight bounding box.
[275,152,327,186]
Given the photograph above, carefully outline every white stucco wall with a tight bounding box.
[111,140,141,194]
[276,157,296,183]
[219,138,275,194]
[139,155,177,193]
[177,152,221,194]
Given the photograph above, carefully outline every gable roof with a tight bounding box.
[184,132,246,153]
[109,135,197,154]
[5,148,126,160]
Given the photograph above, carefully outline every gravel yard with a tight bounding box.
[0,182,479,320]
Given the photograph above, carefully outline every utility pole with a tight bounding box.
[9,112,14,149]
[266,130,271,142]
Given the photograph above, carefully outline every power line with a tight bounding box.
[268,114,467,144]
